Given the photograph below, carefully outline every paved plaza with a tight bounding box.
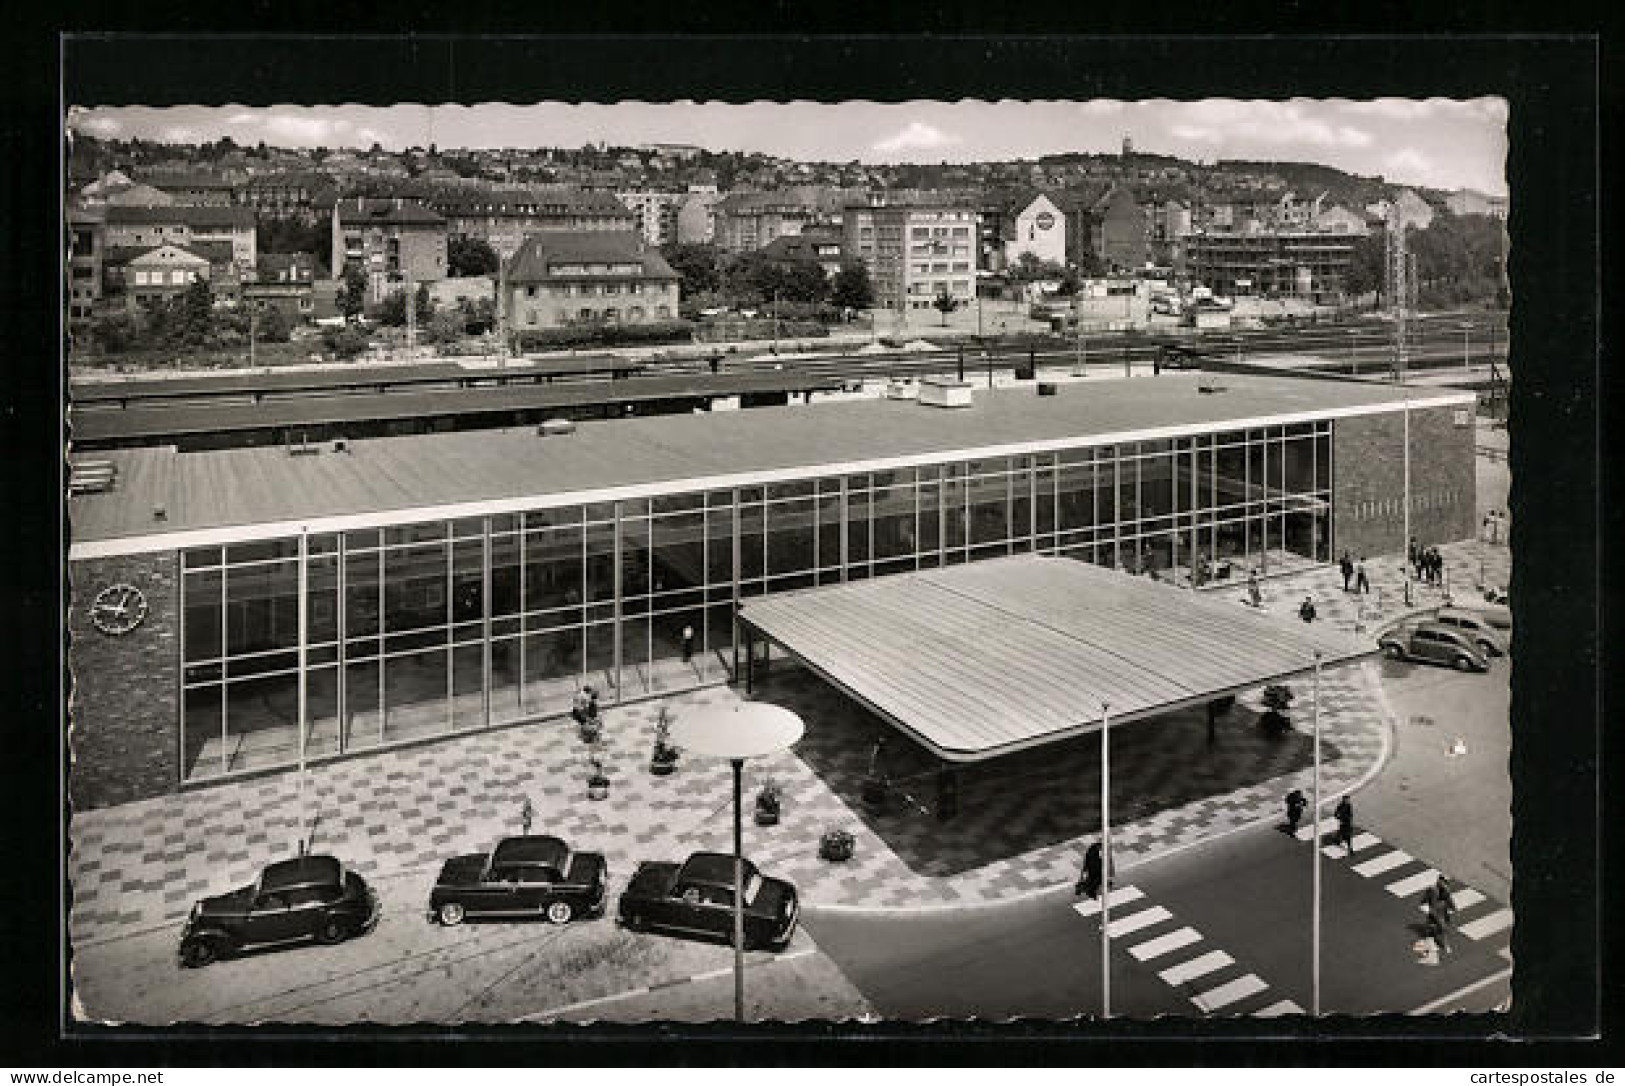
[68,539,1510,945]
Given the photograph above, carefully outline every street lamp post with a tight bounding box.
[1311,650,1323,1017]
[669,700,805,1023]
[1099,699,1113,1019]
[1460,321,1472,371]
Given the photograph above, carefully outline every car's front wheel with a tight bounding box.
[316,917,350,945]
[622,910,646,932]
[180,938,217,969]
[1383,643,1404,660]
[1453,655,1475,672]
[438,902,465,927]
[1478,639,1497,657]
[546,900,574,925]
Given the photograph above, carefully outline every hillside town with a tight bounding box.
[65,132,1508,369]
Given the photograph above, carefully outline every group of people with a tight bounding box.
[1481,509,1507,545]
[1285,789,1459,961]
[1409,538,1447,587]
[1337,551,1372,594]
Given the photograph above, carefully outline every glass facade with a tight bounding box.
[178,422,1333,783]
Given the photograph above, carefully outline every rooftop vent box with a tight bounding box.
[918,376,974,409]
[539,418,576,436]
[1197,374,1227,394]
[1037,382,1059,396]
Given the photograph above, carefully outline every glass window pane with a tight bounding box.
[184,569,223,662]
[385,543,448,632]
[226,560,299,655]
[383,648,449,745]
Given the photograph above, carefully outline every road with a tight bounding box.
[805,818,1512,1019]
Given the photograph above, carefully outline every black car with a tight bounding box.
[618,851,799,951]
[178,854,379,968]
[428,835,607,926]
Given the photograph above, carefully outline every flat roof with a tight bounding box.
[67,373,1475,559]
[68,370,841,444]
[69,357,642,403]
[739,555,1376,762]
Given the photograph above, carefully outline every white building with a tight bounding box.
[1004,193,1067,268]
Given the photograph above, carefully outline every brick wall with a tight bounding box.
[1333,404,1477,562]
[67,552,180,809]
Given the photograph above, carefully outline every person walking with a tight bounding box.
[1339,551,1354,593]
[1333,796,1355,855]
[681,623,695,664]
[1408,537,1421,578]
[1284,788,1308,834]
[1355,556,1371,595]
[1247,570,1262,608]
[1422,875,1457,956]
[1298,595,1317,623]
[1075,841,1105,899]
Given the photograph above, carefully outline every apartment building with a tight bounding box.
[331,198,449,304]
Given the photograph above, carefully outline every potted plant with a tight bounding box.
[586,757,610,801]
[650,706,679,776]
[1260,683,1295,737]
[754,779,783,826]
[574,688,602,744]
[819,828,856,863]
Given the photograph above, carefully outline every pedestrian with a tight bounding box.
[519,796,534,837]
[1298,595,1317,623]
[1340,550,1354,593]
[585,685,600,720]
[681,623,695,664]
[1422,875,1457,956]
[1247,570,1262,608]
[1075,841,1104,899]
[1284,788,1308,833]
[1333,796,1355,855]
[1355,556,1370,595]
[1407,536,1420,577]
[1432,547,1445,586]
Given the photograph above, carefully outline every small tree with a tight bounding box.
[447,235,500,278]
[321,324,370,360]
[425,308,465,345]
[830,261,875,310]
[932,290,959,327]
[372,288,408,327]
[1260,684,1295,737]
[337,264,368,320]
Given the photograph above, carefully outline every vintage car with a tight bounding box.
[1378,621,1491,672]
[1432,606,1510,657]
[178,854,380,968]
[427,835,607,926]
[618,851,799,951]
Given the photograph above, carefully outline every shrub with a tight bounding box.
[320,324,370,360]
[818,829,856,862]
[513,320,696,352]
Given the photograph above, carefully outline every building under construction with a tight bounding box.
[1183,226,1366,302]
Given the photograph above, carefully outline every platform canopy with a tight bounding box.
[738,554,1376,763]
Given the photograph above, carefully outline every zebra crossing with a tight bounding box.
[1293,818,1514,952]
[1072,886,1302,1017]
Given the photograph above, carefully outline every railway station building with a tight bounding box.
[67,373,1478,808]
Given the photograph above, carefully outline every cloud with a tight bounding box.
[872,121,962,154]
[1343,97,1507,127]
[261,113,352,146]
[162,126,200,144]
[225,111,257,126]
[75,113,122,135]
[1164,101,1373,151]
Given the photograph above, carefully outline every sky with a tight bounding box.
[66,98,1509,196]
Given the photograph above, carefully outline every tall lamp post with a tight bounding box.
[1099,699,1113,1019]
[1459,321,1472,371]
[1311,650,1323,1016]
[670,700,805,1023]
